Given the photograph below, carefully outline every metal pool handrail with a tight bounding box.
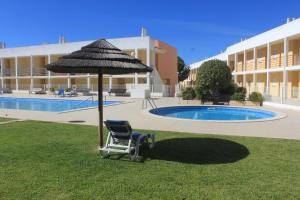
[142,97,157,109]
[72,96,95,107]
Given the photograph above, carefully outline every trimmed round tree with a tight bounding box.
[195,59,232,100]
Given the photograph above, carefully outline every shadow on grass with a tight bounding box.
[148,137,249,164]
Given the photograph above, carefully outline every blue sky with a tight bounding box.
[0,0,299,64]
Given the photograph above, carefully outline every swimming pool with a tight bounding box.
[0,97,121,112]
[149,106,277,121]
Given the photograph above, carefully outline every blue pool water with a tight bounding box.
[150,106,276,121]
[0,97,121,112]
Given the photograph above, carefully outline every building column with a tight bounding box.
[253,73,257,92]
[15,57,19,91]
[87,73,91,89]
[47,55,51,89]
[0,58,3,89]
[146,47,151,89]
[243,51,246,87]
[67,74,71,88]
[283,37,289,102]
[234,74,238,83]
[253,47,257,91]
[266,43,271,95]
[226,56,230,67]
[30,56,34,91]
[134,48,138,86]
[109,75,113,91]
[234,53,238,84]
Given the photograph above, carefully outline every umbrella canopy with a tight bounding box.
[46,39,152,74]
[46,39,152,148]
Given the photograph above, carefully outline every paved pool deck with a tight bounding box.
[0,93,300,140]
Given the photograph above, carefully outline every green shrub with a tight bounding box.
[236,87,247,95]
[231,87,247,102]
[65,88,72,92]
[50,87,56,92]
[231,92,246,102]
[182,87,196,100]
[249,92,264,105]
[221,81,237,96]
[195,59,232,101]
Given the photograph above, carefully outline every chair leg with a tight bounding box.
[148,134,155,149]
[131,135,143,161]
[100,133,112,159]
[100,150,110,158]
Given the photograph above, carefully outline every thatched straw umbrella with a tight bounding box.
[46,39,152,147]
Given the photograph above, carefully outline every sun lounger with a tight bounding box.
[2,88,12,94]
[65,89,77,97]
[77,88,91,96]
[29,88,46,95]
[109,89,130,96]
[100,120,155,161]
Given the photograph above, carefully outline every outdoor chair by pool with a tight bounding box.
[65,89,77,97]
[100,120,155,161]
[56,89,65,97]
[29,88,46,95]
[2,88,12,94]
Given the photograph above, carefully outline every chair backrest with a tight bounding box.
[58,89,64,95]
[104,120,132,140]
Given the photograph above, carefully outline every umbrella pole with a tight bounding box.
[98,71,104,148]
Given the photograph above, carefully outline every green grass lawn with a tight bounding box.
[0,121,299,200]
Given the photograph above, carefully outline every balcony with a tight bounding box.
[18,68,31,76]
[33,68,48,76]
[236,62,243,72]
[270,55,284,68]
[2,68,15,77]
[291,87,299,99]
[288,51,300,66]
[18,84,32,90]
[245,60,254,71]
[256,58,266,70]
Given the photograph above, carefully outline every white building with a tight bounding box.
[0,30,178,97]
[185,18,300,106]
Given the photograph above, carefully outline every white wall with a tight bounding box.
[0,36,151,58]
[227,19,300,54]
[190,19,300,67]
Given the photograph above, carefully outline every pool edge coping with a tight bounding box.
[0,97,132,113]
[143,105,287,123]
[57,100,134,114]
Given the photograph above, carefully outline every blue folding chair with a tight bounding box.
[57,88,65,97]
[100,120,155,161]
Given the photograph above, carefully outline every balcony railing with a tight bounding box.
[1,84,16,90]
[291,87,299,99]
[33,68,48,76]
[245,60,254,71]
[288,52,294,66]
[237,62,243,72]
[270,55,284,68]
[19,84,32,90]
[2,68,16,77]
[18,68,31,76]
[256,58,266,70]
[288,53,300,66]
